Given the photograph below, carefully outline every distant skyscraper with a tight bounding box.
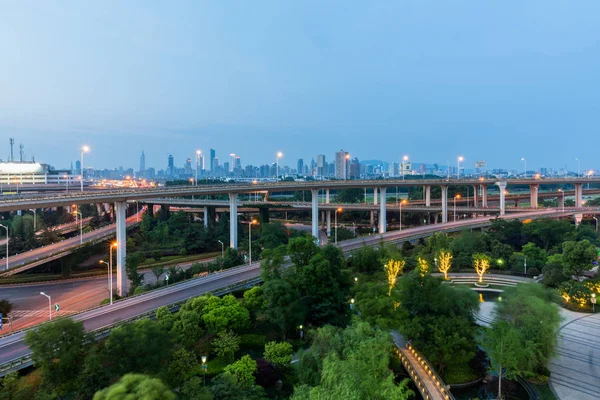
[335,149,349,180]
[140,151,146,174]
[185,157,192,175]
[235,156,241,169]
[297,159,304,175]
[316,154,326,176]
[223,162,230,174]
[349,157,360,179]
[75,160,81,175]
[168,155,174,176]
[210,149,216,172]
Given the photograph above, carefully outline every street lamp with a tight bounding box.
[344,154,350,180]
[80,145,90,192]
[350,298,355,310]
[457,156,464,179]
[592,293,596,312]
[399,199,407,232]
[201,356,208,387]
[335,208,342,244]
[276,152,283,182]
[558,189,565,213]
[40,292,52,321]
[74,210,83,244]
[0,224,8,271]
[402,155,409,180]
[249,219,257,264]
[593,217,598,232]
[521,157,526,177]
[217,240,224,258]
[99,242,116,305]
[453,194,461,222]
[196,150,201,185]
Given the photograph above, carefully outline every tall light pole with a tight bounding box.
[201,356,208,387]
[457,156,464,179]
[249,219,257,264]
[40,292,52,321]
[31,209,37,232]
[454,194,461,222]
[558,189,565,212]
[217,240,224,258]
[99,242,116,305]
[196,150,201,185]
[80,145,90,192]
[344,154,350,181]
[402,155,408,180]
[335,208,342,244]
[593,217,599,232]
[276,152,283,182]
[0,224,8,271]
[521,157,526,177]
[74,210,83,244]
[399,199,407,231]
[575,158,580,177]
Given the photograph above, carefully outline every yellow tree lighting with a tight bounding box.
[473,253,491,283]
[385,259,405,296]
[417,257,430,277]
[437,251,452,280]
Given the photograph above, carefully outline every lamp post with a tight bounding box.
[40,292,51,321]
[276,152,283,182]
[521,157,526,177]
[0,224,8,271]
[80,145,90,192]
[592,293,596,312]
[558,189,565,213]
[344,154,350,180]
[399,199,407,232]
[335,208,342,244]
[298,325,304,343]
[201,356,208,387]
[453,194,461,222]
[402,155,408,180]
[249,219,257,264]
[196,150,201,185]
[31,209,37,232]
[217,240,224,258]
[593,217,599,232]
[350,298,355,310]
[524,256,527,275]
[457,156,464,179]
[74,210,83,244]
[99,242,116,305]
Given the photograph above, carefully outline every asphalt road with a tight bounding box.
[0,208,565,370]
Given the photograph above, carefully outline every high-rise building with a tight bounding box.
[168,155,174,176]
[335,149,349,180]
[316,154,326,176]
[223,162,230,174]
[349,157,360,179]
[210,149,216,172]
[140,151,146,174]
[75,160,81,175]
[184,157,192,175]
[297,159,304,175]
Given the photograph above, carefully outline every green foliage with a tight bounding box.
[163,348,199,388]
[155,306,175,331]
[24,318,88,395]
[522,219,574,251]
[151,265,164,280]
[209,374,266,400]
[76,347,111,399]
[488,219,524,249]
[559,280,593,310]
[262,279,304,339]
[224,355,257,388]
[522,242,548,271]
[562,239,597,277]
[93,374,175,400]
[335,188,364,203]
[213,331,241,363]
[171,310,204,346]
[239,334,267,349]
[541,254,568,287]
[201,294,250,335]
[242,286,264,316]
[104,319,172,376]
[293,320,412,400]
[260,245,287,281]
[181,377,214,400]
[349,246,381,273]
[354,280,405,329]
[125,252,145,290]
[288,236,319,267]
[0,299,13,316]
[259,222,290,249]
[450,231,488,269]
[263,341,293,367]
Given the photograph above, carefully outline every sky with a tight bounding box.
[1,1,599,172]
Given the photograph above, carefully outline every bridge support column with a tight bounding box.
[327,211,331,236]
[373,187,378,205]
[370,210,375,228]
[575,183,583,207]
[473,185,478,207]
[529,184,539,208]
[496,182,507,215]
[379,187,387,234]
[321,211,325,228]
[229,193,238,249]
[425,186,431,207]
[115,201,128,296]
[441,185,448,223]
[203,206,209,228]
[481,185,488,208]
[311,189,319,240]
[574,213,583,226]
[558,194,564,210]
[325,189,330,204]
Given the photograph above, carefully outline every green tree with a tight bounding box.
[209,374,266,400]
[335,188,363,203]
[201,295,250,334]
[259,222,290,249]
[155,306,175,331]
[213,331,241,363]
[562,239,597,277]
[163,348,199,388]
[349,246,381,273]
[288,236,319,268]
[242,286,264,317]
[264,341,293,367]
[490,240,514,266]
[125,252,145,290]
[24,318,88,395]
[262,279,304,339]
[171,310,204,346]
[541,254,568,287]
[76,347,112,399]
[181,377,213,400]
[104,319,171,376]
[93,374,175,400]
[224,355,257,388]
[522,242,547,272]
[522,219,574,250]
[260,245,287,281]
[0,299,13,316]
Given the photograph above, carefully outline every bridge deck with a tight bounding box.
[396,344,453,400]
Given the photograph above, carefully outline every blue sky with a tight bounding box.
[1,1,599,171]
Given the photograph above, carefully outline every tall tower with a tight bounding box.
[9,138,14,162]
[335,149,349,179]
[140,151,146,174]
[210,149,216,172]
[168,155,174,176]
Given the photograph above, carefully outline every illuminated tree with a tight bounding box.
[437,251,452,280]
[417,257,430,277]
[384,259,405,296]
[473,253,491,283]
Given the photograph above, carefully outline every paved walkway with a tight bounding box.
[549,310,600,400]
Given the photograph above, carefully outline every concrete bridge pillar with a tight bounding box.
[321,211,325,229]
[441,185,448,223]
[379,187,387,234]
[325,189,330,204]
[425,186,431,207]
[203,206,209,228]
[370,210,375,228]
[529,184,539,208]
[473,185,478,207]
[481,185,488,208]
[575,183,583,207]
[327,211,331,236]
[373,187,378,205]
[574,213,583,226]
[311,189,319,240]
[229,193,238,249]
[496,182,507,215]
[115,201,128,296]
[96,204,104,215]
[558,194,565,210]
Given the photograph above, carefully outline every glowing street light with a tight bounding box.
[457,156,464,179]
[201,355,208,386]
[335,208,342,244]
[249,219,258,264]
[402,155,409,180]
[80,145,90,192]
[399,199,407,232]
[99,242,117,305]
[276,152,283,182]
[454,194,461,222]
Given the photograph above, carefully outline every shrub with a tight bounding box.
[240,334,267,349]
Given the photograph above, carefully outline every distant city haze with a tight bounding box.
[0,1,599,171]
